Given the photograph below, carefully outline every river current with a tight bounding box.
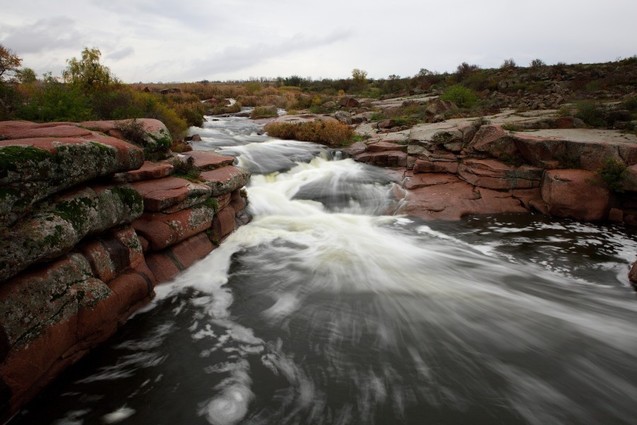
[11,115,637,425]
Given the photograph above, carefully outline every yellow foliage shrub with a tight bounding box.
[264,120,354,147]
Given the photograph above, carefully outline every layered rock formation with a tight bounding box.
[348,110,637,224]
[0,120,250,421]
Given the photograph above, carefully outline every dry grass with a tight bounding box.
[264,119,354,147]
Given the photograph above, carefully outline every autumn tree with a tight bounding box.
[0,44,22,81]
[63,47,116,93]
[0,44,23,118]
[351,68,368,92]
[16,67,37,84]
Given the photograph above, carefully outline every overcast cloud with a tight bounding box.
[1,0,636,82]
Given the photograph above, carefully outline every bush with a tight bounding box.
[17,77,92,122]
[599,158,626,192]
[264,120,354,147]
[250,105,278,119]
[441,85,478,108]
[575,101,606,127]
[530,58,546,68]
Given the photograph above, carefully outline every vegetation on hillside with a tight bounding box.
[2,42,636,142]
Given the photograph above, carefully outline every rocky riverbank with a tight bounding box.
[346,104,637,286]
[261,97,637,287]
[0,119,250,421]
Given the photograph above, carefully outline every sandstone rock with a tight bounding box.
[458,159,543,190]
[107,270,154,318]
[354,151,408,168]
[80,119,172,160]
[0,254,107,349]
[402,173,461,190]
[344,142,367,157]
[132,205,215,251]
[170,233,215,270]
[608,208,624,223]
[200,166,251,197]
[398,180,526,220]
[211,206,237,243]
[146,252,182,283]
[339,97,360,108]
[230,189,247,213]
[510,188,544,212]
[80,226,147,284]
[131,176,211,212]
[0,122,91,140]
[145,233,216,284]
[365,141,407,153]
[182,151,235,171]
[466,125,519,159]
[0,185,144,283]
[113,161,174,183]
[1,136,144,227]
[425,99,455,116]
[213,193,231,211]
[334,111,352,125]
[541,169,610,221]
[621,164,637,192]
[413,158,459,174]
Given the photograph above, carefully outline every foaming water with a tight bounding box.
[12,116,637,425]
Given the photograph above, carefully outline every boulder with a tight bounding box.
[541,169,610,221]
[146,233,216,284]
[621,164,637,192]
[211,206,236,243]
[354,151,408,168]
[425,99,455,116]
[398,180,527,220]
[0,185,144,283]
[182,151,235,171]
[80,119,172,160]
[113,161,174,183]
[0,122,91,140]
[334,111,352,125]
[1,136,144,227]
[458,159,543,190]
[131,176,211,213]
[413,158,459,174]
[339,97,360,108]
[132,205,215,251]
[200,166,251,197]
[0,254,101,349]
[466,125,519,159]
[79,226,149,284]
[365,141,407,153]
[402,173,460,190]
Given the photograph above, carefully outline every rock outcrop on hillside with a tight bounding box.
[0,119,250,421]
[345,109,637,224]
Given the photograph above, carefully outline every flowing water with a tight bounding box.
[11,115,637,425]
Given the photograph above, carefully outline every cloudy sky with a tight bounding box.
[1,0,636,83]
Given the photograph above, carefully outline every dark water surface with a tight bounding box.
[11,115,637,425]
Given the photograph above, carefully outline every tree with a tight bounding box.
[455,62,480,81]
[501,58,517,69]
[530,58,546,68]
[62,47,116,93]
[0,44,22,81]
[351,68,368,92]
[16,67,37,84]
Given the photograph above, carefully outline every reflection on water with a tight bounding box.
[11,116,637,425]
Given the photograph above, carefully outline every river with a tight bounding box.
[11,115,637,425]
